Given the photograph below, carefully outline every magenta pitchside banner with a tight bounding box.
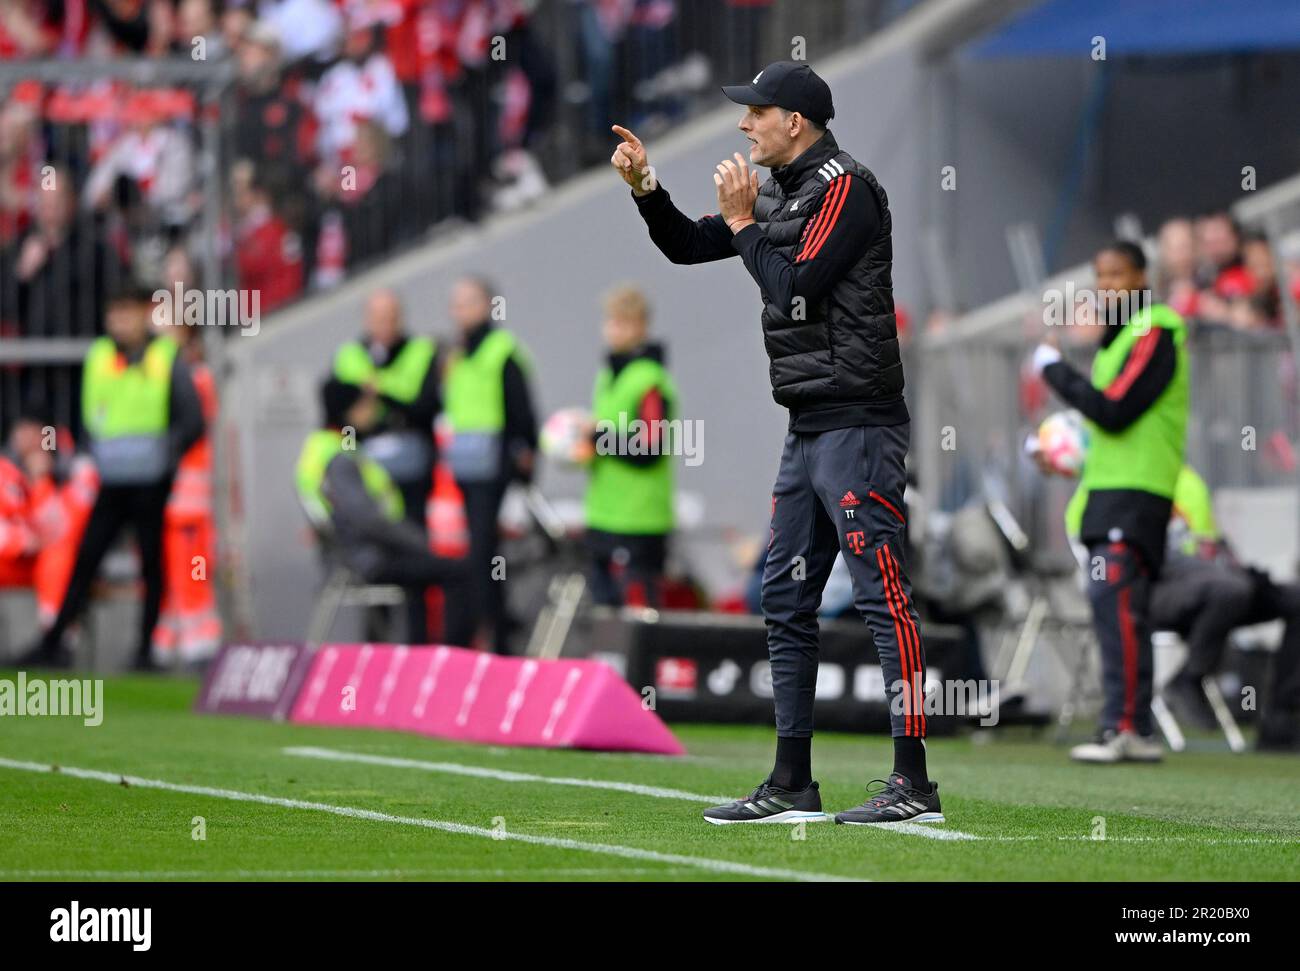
[195,643,315,720]
[290,644,685,755]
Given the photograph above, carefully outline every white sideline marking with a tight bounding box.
[865,822,980,841]
[283,745,736,803]
[283,746,989,841]
[0,756,860,883]
[279,747,1300,846]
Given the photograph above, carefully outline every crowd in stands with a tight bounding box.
[1155,211,1300,332]
[1,0,856,352]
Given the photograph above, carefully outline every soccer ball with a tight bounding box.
[1037,410,1087,475]
[540,407,592,466]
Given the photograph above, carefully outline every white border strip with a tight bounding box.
[282,745,981,842]
[283,745,735,803]
[0,756,860,883]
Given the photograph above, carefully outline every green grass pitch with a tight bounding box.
[1,672,1297,881]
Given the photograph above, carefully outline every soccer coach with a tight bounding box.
[612,61,943,826]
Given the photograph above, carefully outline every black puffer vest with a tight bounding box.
[751,130,903,410]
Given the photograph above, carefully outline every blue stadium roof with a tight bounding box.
[973,0,1300,58]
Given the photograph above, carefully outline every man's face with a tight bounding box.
[738,104,793,168]
[9,419,42,457]
[1158,219,1195,279]
[364,291,403,347]
[603,314,645,353]
[1197,215,1240,269]
[106,299,151,347]
[34,179,72,234]
[1093,250,1145,319]
[449,280,491,333]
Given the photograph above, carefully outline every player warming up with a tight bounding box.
[613,61,943,825]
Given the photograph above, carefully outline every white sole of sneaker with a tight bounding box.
[836,812,946,825]
[703,811,830,825]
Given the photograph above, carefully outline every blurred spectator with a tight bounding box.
[259,0,342,63]
[231,160,303,313]
[314,17,408,163]
[0,0,59,57]
[174,0,227,60]
[1232,232,1282,329]
[319,117,409,267]
[234,21,316,191]
[83,93,196,231]
[1155,217,1199,319]
[1193,211,1252,325]
[15,165,126,336]
[220,1,252,51]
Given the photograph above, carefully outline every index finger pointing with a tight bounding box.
[611,124,641,147]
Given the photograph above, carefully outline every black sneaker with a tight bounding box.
[834,774,944,825]
[703,777,828,825]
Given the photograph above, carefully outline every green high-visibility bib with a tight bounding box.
[82,335,177,439]
[583,356,677,535]
[444,329,529,433]
[295,428,404,527]
[333,336,436,405]
[1064,304,1189,537]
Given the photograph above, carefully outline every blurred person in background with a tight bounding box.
[0,92,39,252]
[1228,233,1282,329]
[83,90,197,235]
[24,283,204,669]
[580,284,677,608]
[1031,241,1189,764]
[15,163,125,337]
[1193,211,1252,327]
[151,247,221,665]
[174,0,227,59]
[1155,217,1199,320]
[325,118,411,265]
[314,12,408,165]
[0,0,58,56]
[332,288,442,640]
[1054,461,1300,752]
[230,160,303,312]
[259,0,342,63]
[233,20,315,190]
[1146,466,1300,750]
[0,406,98,634]
[442,274,537,653]
[296,377,465,624]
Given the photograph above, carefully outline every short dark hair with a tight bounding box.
[320,377,363,428]
[1097,240,1147,272]
[107,281,158,307]
[780,107,826,132]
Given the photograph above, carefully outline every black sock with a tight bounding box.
[771,735,812,790]
[892,736,930,791]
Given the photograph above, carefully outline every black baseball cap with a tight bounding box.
[722,61,835,126]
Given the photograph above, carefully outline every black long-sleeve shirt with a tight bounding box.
[632,178,900,430]
[1042,327,1176,433]
[1043,324,1179,568]
[632,180,880,316]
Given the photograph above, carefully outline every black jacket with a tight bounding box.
[633,130,906,431]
